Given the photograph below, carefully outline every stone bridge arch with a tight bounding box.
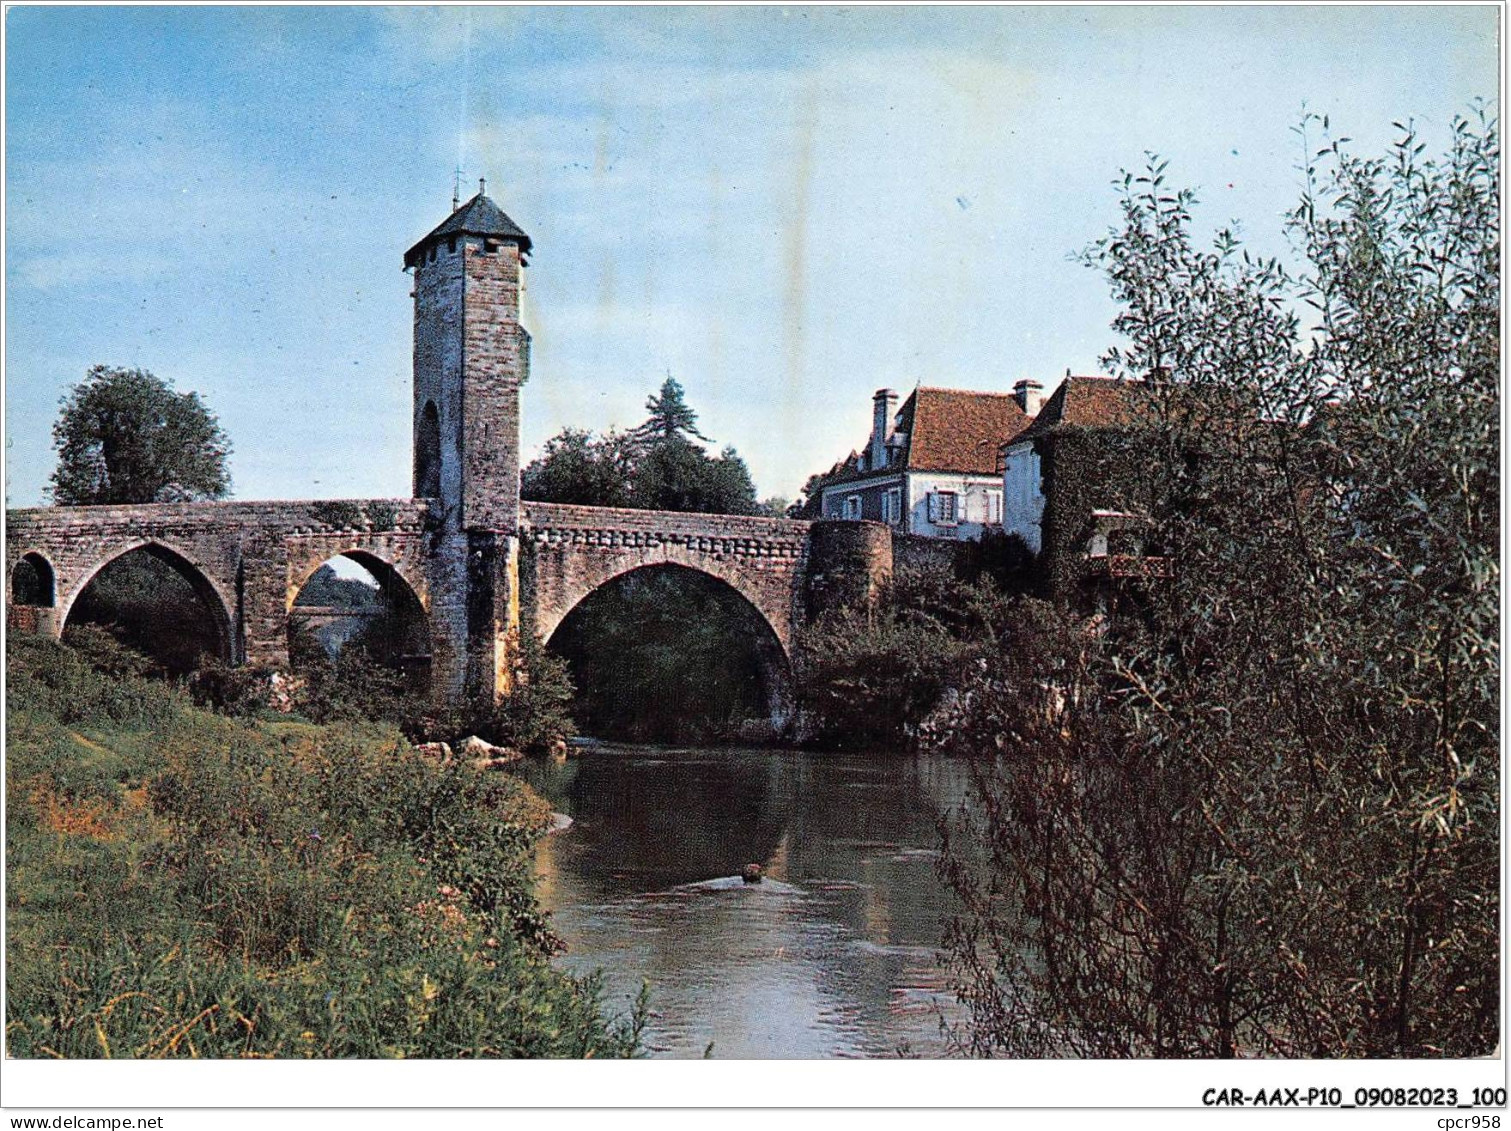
[538,556,800,734]
[283,536,431,615]
[5,499,436,677]
[284,540,435,683]
[60,537,239,663]
[529,538,800,659]
[9,552,59,638]
[520,503,813,733]
[522,504,810,644]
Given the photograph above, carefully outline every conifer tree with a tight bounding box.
[631,375,710,444]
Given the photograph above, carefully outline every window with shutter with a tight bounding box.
[931,491,958,525]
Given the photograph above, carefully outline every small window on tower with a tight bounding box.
[485,239,500,254]
[416,401,441,499]
[448,237,456,254]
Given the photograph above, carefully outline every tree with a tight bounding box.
[787,472,829,518]
[521,378,760,516]
[758,496,792,518]
[632,375,710,444]
[940,111,1498,1057]
[49,365,231,505]
[629,438,760,515]
[520,427,633,508]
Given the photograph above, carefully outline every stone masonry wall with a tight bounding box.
[461,240,526,531]
[805,520,894,616]
[411,245,465,509]
[6,499,434,675]
[7,496,904,715]
[521,501,812,656]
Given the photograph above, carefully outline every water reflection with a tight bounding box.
[521,744,971,1058]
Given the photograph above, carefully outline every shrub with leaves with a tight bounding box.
[941,111,1498,1057]
[408,632,577,754]
[798,562,1016,749]
[6,634,642,1058]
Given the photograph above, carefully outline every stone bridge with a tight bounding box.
[4,498,435,668]
[6,494,888,718]
[521,502,811,651]
[4,188,894,724]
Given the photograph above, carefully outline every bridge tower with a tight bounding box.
[404,188,532,702]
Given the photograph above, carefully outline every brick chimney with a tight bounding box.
[870,388,899,469]
[1014,379,1044,418]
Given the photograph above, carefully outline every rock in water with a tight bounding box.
[459,735,523,768]
[742,864,763,884]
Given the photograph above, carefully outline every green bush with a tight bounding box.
[477,635,577,754]
[6,636,640,1059]
[406,633,576,755]
[292,647,418,726]
[364,501,398,531]
[9,630,181,729]
[310,500,363,528]
[188,657,277,718]
[797,563,1016,749]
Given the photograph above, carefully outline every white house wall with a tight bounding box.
[906,473,1003,540]
[823,473,1005,540]
[1000,441,1045,553]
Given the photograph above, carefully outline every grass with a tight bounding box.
[5,633,643,1058]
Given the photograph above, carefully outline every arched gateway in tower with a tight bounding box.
[5,190,890,727]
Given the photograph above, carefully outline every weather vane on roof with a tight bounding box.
[452,164,463,211]
[479,176,487,197]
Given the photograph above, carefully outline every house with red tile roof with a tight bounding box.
[1000,374,1145,555]
[811,383,1040,539]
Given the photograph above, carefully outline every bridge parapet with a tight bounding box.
[6,497,432,538]
[522,501,809,551]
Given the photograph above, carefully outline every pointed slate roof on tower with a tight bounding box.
[404,193,532,268]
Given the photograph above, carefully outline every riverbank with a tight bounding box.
[5,633,641,1058]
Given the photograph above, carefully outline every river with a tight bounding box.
[517,743,973,1058]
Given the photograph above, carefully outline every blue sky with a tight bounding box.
[4,5,1498,507]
